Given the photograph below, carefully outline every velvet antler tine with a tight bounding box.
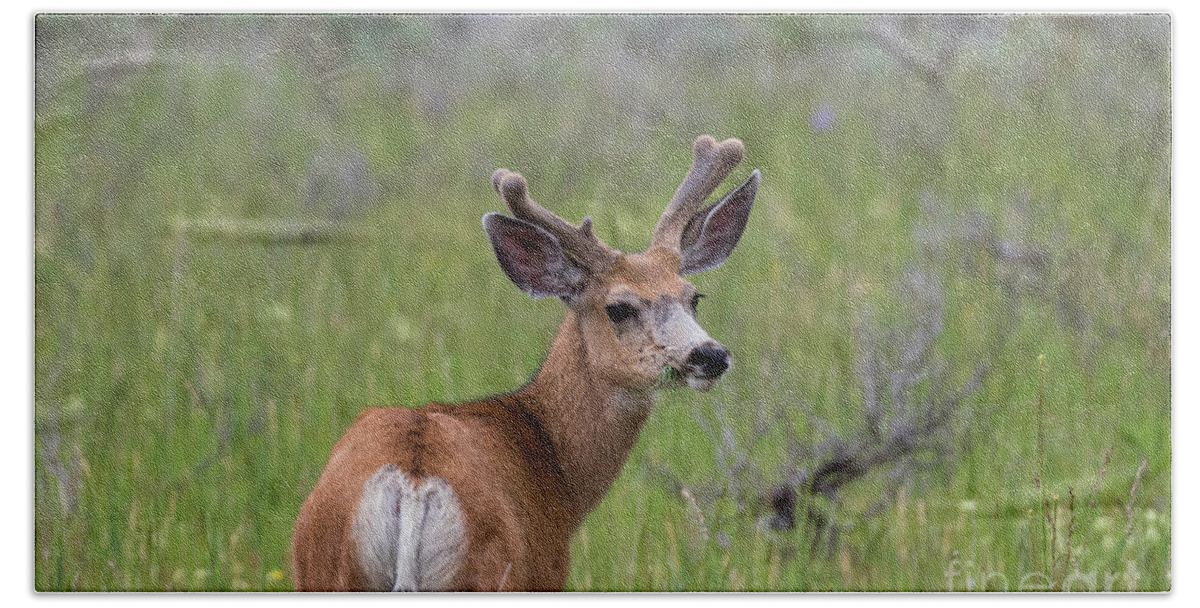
[490,169,618,272]
[651,136,744,251]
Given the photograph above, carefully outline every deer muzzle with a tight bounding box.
[652,299,732,391]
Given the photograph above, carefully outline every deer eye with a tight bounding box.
[690,293,705,312]
[605,303,638,324]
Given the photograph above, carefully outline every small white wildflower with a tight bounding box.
[64,396,86,417]
[1145,526,1160,543]
[389,315,415,342]
[266,302,292,322]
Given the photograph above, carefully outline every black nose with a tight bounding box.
[687,346,730,377]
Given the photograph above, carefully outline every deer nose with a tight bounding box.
[686,345,730,377]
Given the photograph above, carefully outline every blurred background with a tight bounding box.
[34,14,1170,591]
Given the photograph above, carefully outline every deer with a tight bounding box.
[290,135,759,591]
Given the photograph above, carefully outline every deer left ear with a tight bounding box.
[679,170,759,275]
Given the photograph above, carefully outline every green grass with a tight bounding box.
[34,14,1169,591]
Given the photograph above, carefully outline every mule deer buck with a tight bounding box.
[291,135,759,591]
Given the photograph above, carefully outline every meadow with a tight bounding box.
[33,14,1170,591]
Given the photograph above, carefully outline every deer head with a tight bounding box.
[483,135,759,393]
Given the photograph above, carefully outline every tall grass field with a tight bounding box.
[34,14,1170,591]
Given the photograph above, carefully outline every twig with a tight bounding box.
[1124,459,1148,537]
[1089,446,1113,508]
[1060,488,1077,581]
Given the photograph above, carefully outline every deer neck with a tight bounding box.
[517,311,654,527]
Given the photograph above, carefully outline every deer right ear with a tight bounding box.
[678,170,759,275]
[483,213,585,301]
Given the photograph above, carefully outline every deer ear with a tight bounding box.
[483,213,585,301]
[679,170,759,275]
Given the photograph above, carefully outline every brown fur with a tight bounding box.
[292,307,652,591]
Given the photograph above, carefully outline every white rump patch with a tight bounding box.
[353,465,468,591]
